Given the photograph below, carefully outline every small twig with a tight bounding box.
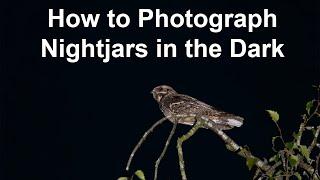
[297,123,305,146]
[313,154,320,179]
[274,122,286,146]
[266,161,282,176]
[154,120,177,180]
[297,92,320,146]
[208,127,271,173]
[299,161,320,180]
[317,154,320,173]
[273,174,287,180]
[309,126,320,152]
[126,117,168,171]
[284,152,289,179]
[177,119,203,180]
[310,103,320,122]
[253,168,262,180]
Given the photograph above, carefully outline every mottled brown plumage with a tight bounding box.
[151,85,244,130]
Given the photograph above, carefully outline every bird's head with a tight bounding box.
[151,85,177,102]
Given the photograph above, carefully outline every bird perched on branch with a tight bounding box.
[151,85,244,130]
[126,85,244,180]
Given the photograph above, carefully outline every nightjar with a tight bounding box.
[151,85,244,130]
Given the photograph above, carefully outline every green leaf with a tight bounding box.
[246,157,257,170]
[117,177,128,180]
[269,154,279,162]
[266,110,280,122]
[293,131,300,140]
[289,155,299,167]
[275,170,283,175]
[294,172,302,180]
[285,142,297,150]
[135,170,145,180]
[300,145,310,160]
[306,100,314,115]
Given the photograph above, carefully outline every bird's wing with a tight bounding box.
[163,94,213,115]
[162,94,244,128]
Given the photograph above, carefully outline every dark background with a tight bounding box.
[1,0,319,179]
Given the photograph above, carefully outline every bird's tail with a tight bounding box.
[202,114,244,130]
[225,116,243,127]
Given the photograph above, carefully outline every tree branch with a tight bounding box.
[154,120,177,180]
[299,161,319,179]
[176,120,203,180]
[297,123,305,146]
[209,126,320,179]
[209,127,272,173]
[309,126,320,152]
[126,117,168,171]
